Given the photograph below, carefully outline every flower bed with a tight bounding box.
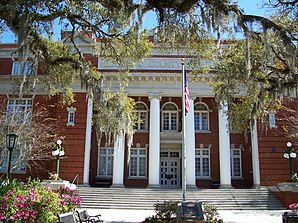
[0,179,82,223]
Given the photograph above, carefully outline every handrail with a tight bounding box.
[266,175,281,192]
[72,174,79,187]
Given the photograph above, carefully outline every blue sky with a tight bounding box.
[0,0,268,43]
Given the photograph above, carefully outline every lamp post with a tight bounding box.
[6,133,18,182]
[52,139,64,177]
[283,142,297,180]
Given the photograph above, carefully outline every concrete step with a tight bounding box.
[77,187,285,211]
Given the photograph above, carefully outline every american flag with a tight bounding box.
[184,68,190,114]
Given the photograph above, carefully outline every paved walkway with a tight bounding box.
[88,208,287,223]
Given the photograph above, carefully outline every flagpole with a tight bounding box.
[181,59,187,202]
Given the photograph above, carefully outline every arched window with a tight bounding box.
[135,102,148,131]
[194,102,209,131]
[162,102,178,132]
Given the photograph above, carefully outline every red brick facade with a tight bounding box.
[0,42,297,189]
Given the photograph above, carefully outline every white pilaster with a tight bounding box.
[148,93,162,187]
[218,101,232,188]
[185,97,197,188]
[83,97,93,185]
[112,135,125,187]
[251,119,261,188]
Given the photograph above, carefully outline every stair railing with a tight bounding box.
[72,174,79,187]
[266,175,281,192]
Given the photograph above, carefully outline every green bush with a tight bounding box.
[145,201,223,223]
[0,178,82,223]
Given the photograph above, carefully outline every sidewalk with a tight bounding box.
[88,208,287,223]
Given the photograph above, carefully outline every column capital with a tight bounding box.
[148,92,162,101]
[189,93,197,101]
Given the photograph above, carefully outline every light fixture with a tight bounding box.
[6,133,18,181]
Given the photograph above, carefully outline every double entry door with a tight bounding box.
[160,150,180,188]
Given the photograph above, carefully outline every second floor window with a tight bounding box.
[12,61,35,76]
[7,98,33,123]
[135,102,148,131]
[162,103,178,132]
[194,102,209,131]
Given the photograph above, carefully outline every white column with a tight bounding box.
[148,93,161,187]
[218,101,232,188]
[185,97,197,188]
[83,97,93,185]
[112,135,125,187]
[251,119,261,188]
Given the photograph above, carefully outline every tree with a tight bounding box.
[0,107,57,175]
[0,0,297,143]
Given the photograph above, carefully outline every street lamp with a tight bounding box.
[6,133,18,181]
[52,139,64,177]
[283,142,297,180]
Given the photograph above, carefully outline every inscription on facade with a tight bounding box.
[98,58,186,70]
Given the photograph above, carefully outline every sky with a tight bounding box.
[0,0,269,43]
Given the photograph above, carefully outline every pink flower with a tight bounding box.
[289,203,298,212]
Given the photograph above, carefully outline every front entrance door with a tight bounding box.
[160,150,180,188]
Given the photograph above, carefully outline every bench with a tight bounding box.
[76,209,102,223]
[58,212,76,223]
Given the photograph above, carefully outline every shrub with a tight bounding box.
[0,178,81,223]
[144,201,223,223]
[145,201,223,223]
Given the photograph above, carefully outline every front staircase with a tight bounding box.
[77,187,285,211]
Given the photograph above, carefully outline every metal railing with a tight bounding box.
[72,174,79,187]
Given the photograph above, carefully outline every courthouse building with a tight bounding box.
[0,33,296,189]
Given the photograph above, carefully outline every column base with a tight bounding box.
[219,184,233,189]
[111,184,125,188]
[186,185,198,190]
[252,184,261,189]
[82,183,90,187]
[147,184,160,189]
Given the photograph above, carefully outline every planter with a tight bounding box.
[41,180,76,190]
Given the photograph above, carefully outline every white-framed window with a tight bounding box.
[129,147,147,177]
[0,144,27,174]
[7,98,33,123]
[67,107,76,126]
[269,110,276,129]
[195,146,210,178]
[11,61,35,76]
[194,102,209,131]
[230,146,242,178]
[162,102,178,132]
[98,147,114,177]
[135,102,148,131]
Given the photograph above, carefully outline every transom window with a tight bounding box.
[98,147,114,177]
[194,102,209,131]
[7,98,33,123]
[11,61,35,76]
[135,102,148,131]
[230,147,242,178]
[162,103,178,132]
[129,148,147,177]
[195,148,210,178]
